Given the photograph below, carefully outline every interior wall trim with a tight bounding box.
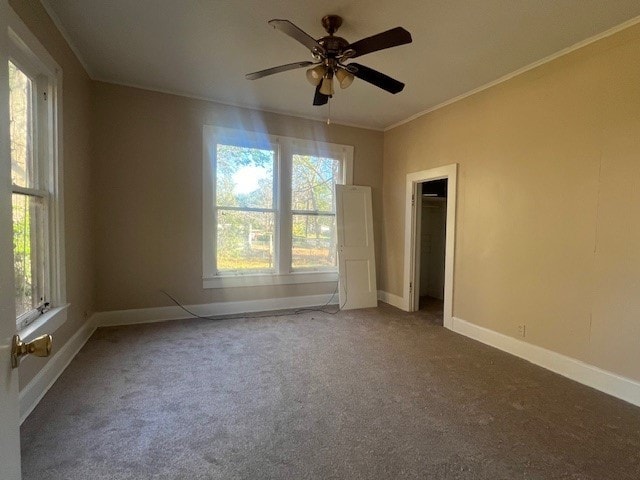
[377,290,404,310]
[94,294,338,328]
[19,314,98,424]
[403,164,457,328]
[451,316,640,408]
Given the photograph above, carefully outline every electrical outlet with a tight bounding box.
[518,324,526,338]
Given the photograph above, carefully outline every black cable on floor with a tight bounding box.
[160,283,347,322]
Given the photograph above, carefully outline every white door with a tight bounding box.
[335,185,377,310]
[0,0,23,477]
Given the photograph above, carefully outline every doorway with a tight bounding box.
[403,164,457,329]
[416,180,447,325]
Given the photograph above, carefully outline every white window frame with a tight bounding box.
[288,141,345,274]
[8,8,67,339]
[203,126,353,289]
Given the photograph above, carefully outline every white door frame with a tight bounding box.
[403,164,457,329]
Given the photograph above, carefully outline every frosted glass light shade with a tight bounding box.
[319,77,334,96]
[335,69,354,89]
[306,65,326,86]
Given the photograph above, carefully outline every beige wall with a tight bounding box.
[91,82,383,311]
[10,0,95,389]
[382,23,640,381]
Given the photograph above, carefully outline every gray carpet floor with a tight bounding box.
[21,303,640,479]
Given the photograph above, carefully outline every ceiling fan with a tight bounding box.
[246,15,412,106]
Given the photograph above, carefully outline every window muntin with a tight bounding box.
[291,154,341,270]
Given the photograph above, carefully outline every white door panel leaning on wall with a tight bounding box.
[335,185,377,310]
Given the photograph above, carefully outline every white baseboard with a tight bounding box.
[19,314,98,423]
[451,316,640,408]
[95,293,338,327]
[377,290,405,310]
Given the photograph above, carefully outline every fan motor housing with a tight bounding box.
[318,36,349,56]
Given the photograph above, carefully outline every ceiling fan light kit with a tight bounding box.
[246,14,412,106]
[319,72,335,96]
[335,68,354,89]
[305,64,325,86]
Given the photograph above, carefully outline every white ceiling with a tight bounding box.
[42,0,640,130]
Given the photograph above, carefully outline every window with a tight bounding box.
[8,13,65,333]
[215,143,276,273]
[291,153,340,270]
[203,127,353,288]
[10,61,45,323]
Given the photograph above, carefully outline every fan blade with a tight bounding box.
[313,84,329,106]
[348,27,412,58]
[268,19,325,55]
[246,61,314,80]
[349,63,405,94]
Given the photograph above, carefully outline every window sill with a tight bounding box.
[203,271,338,289]
[18,304,69,343]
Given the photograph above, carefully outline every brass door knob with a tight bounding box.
[11,334,52,368]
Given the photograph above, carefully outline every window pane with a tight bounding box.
[13,193,45,319]
[217,210,275,272]
[292,214,336,269]
[292,155,340,213]
[216,144,274,209]
[9,61,35,189]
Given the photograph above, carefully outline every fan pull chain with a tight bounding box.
[327,98,331,125]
